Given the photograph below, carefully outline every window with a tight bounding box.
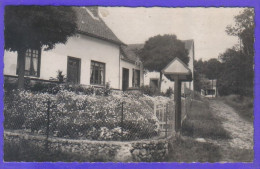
[16,49,41,77]
[132,69,140,87]
[207,89,216,95]
[90,61,105,85]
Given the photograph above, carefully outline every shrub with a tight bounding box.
[4,77,17,93]
[30,82,60,94]
[165,87,174,97]
[4,90,159,141]
[140,85,158,96]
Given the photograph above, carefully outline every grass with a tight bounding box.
[4,139,110,162]
[223,147,254,162]
[167,137,221,162]
[181,99,231,140]
[167,95,230,162]
[221,95,254,122]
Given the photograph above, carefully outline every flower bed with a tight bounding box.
[4,88,160,141]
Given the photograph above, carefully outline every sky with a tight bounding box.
[99,7,244,61]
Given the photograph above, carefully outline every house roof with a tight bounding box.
[73,7,124,45]
[120,44,144,63]
[121,40,194,63]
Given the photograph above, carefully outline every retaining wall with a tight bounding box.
[4,131,171,162]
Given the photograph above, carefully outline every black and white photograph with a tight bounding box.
[3,6,254,162]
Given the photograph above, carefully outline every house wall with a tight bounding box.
[184,46,194,91]
[4,34,122,89]
[120,60,144,90]
[144,72,175,93]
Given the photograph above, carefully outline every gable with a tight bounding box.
[73,7,124,46]
[162,57,191,75]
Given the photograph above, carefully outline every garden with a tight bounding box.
[4,80,172,141]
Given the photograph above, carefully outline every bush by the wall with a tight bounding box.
[4,90,159,141]
[164,87,174,97]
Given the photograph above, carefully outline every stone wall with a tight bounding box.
[4,131,171,162]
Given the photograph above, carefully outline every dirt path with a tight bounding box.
[207,99,254,161]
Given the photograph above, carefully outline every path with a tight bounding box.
[207,99,254,161]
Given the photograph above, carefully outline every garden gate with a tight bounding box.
[154,102,174,137]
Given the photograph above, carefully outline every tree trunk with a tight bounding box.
[158,72,163,93]
[17,48,26,90]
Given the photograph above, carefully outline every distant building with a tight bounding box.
[120,40,195,94]
[201,79,217,97]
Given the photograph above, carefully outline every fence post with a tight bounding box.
[165,103,168,138]
[121,102,124,141]
[45,99,51,151]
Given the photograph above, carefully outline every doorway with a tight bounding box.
[122,68,129,91]
[67,56,81,84]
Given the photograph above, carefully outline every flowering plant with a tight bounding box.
[4,88,160,141]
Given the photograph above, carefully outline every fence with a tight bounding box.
[154,95,192,137]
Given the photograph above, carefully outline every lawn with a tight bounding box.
[167,137,221,162]
[181,99,230,139]
[167,95,231,162]
[4,139,91,162]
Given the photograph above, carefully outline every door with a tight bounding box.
[122,68,129,91]
[150,78,159,90]
[67,57,81,84]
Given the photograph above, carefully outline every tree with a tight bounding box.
[139,34,189,91]
[218,8,255,96]
[204,58,222,80]
[218,48,253,96]
[5,6,78,89]
[193,58,222,92]
[226,8,254,58]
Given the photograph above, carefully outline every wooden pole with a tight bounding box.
[165,104,168,138]
[174,76,182,133]
[121,102,124,141]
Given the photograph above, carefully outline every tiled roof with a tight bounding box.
[73,7,124,45]
[120,44,144,63]
[121,40,194,63]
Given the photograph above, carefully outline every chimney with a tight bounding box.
[88,6,99,18]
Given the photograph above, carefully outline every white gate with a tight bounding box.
[154,102,174,136]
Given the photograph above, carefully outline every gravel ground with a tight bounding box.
[207,99,254,162]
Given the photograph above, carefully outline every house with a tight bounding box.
[120,44,144,91]
[201,79,217,98]
[4,7,143,90]
[125,40,195,93]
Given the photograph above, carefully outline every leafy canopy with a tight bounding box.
[226,8,254,57]
[218,8,254,96]
[193,58,222,91]
[139,34,189,72]
[5,6,78,51]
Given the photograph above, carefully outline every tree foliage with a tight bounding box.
[220,8,254,96]
[226,8,254,57]
[5,6,78,89]
[5,6,77,51]
[139,34,189,71]
[194,59,222,92]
